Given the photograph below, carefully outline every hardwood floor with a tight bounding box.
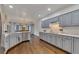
[7,36,66,54]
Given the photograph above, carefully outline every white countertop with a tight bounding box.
[57,33,79,38]
[4,31,30,38]
[40,32,79,38]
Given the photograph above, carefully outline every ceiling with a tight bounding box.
[2,4,74,24]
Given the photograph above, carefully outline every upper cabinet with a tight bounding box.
[41,9,79,28]
[59,12,72,27]
[41,20,49,28]
[71,10,79,26]
[41,17,58,28]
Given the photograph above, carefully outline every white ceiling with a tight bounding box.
[2,4,74,24]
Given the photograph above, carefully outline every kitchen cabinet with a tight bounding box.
[73,37,79,54]
[71,10,79,26]
[23,32,28,41]
[51,34,57,46]
[46,33,52,44]
[4,36,10,50]
[44,33,48,42]
[42,33,45,40]
[56,35,63,48]
[41,9,79,27]
[16,25,19,32]
[59,12,72,27]
[9,34,17,47]
[41,20,49,28]
[62,36,73,53]
[49,17,58,23]
[39,32,43,40]
[41,17,58,28]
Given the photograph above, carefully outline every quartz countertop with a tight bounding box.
[4,31,30,38]
[40,32,79,38]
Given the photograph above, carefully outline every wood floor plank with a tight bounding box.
[7,36,66,54]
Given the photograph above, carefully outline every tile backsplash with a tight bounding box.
[63,27,79,35]
[41,26,79,35]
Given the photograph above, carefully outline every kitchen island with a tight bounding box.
[39,32,79,54]
[3,31,31,53]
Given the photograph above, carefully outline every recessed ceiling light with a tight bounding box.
[48,8,51,11]
[9,5,13,8]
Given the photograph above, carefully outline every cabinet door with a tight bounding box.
[5,36,10,50]
[41,21,46,28]
[41,33,45,40]
[16,33,21,43]
[10,34,17,47]
[49,17,58,23]
[73,37,79,54]
[62,36,73,53]
[47,34,52,44]
[51,34,57,46]
[59,13,72,27]
[16,25,19,32]
[41,20,49,28]
[72,10,79,26]
[44,33,48,42]
[56,35,63,48]
[39,32,44,40]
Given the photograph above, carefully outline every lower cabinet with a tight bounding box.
[51,34,57,46]
[10,34,17,47]
[44,33,51,42]
[39,32,79,53]
[45,34,51,43]
[56,35,63,48]
[4,36,10,50]
[73,37,79,54]
[46,34,52,43]
[62,36,73,53]
[39,32,44,40]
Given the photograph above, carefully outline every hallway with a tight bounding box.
[6,36,66,54]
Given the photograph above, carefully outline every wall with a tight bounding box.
[34,20,41,36]
[0,5,6,47]
[40,5,79,35]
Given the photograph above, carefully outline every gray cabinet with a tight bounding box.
[41,20,50,28]
[51,34,57,46]
[71,10,79,26]
[4,36,10,50]
[39,32,78,53]
[59,9,79,27]
[73,37,79,54]
[9,34,17,47]
[45,33,49,42]
[45,33,52,42]
[41,9,79,27]
[46,33,52,43]
[41,17,58,28]
[59,13,72,27]
[39,32,43,39]
[41,21,45,28]
[62,36,73,53]
[56,35,63,48]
